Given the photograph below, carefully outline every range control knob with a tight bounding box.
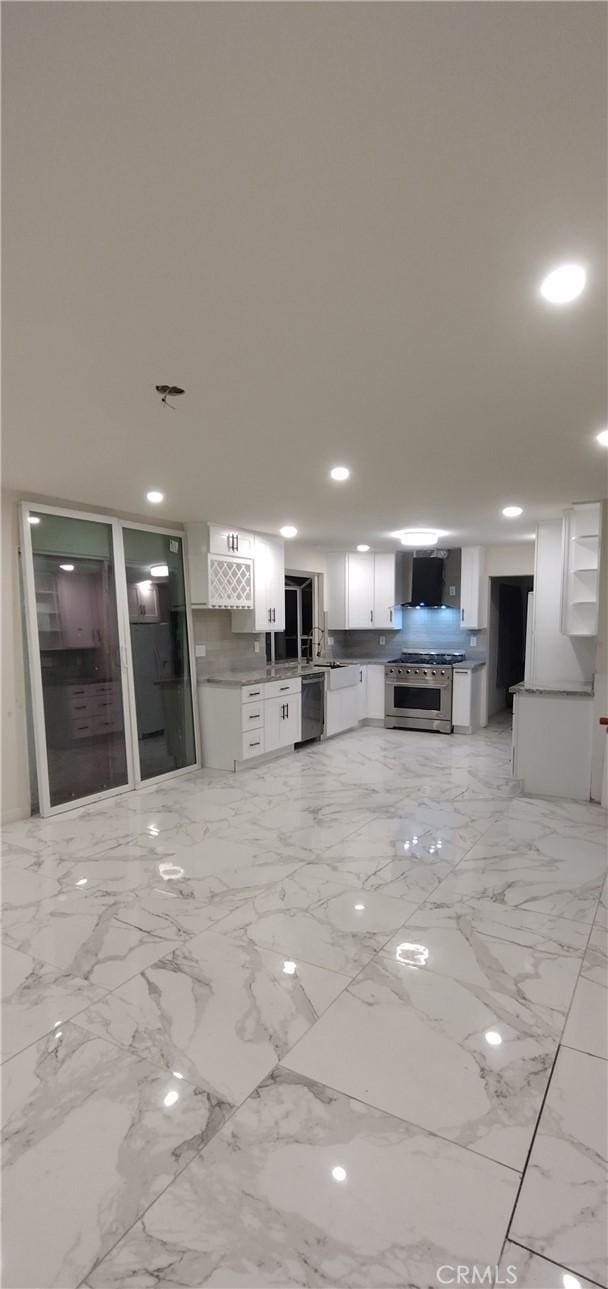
[441,669,446,676]
[414,669,420,675]
[431,669,436,676]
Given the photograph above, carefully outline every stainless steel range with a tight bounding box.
[384,650,466,734]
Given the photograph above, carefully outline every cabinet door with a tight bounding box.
[266,536,285,631]
[326,554,347,629]
[264,695,282,752]
[57,573,99,648]
[452,669,472,727]
[460,547,487,630]
[347,553,374,628]
[209,525,254,558]
[280,693,301,746]
[373,554,401,629]
[366,665,386,719]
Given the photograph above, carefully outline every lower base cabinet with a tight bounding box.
[198,677,301,771]
[265,693,302,752]
[452,666,485,733]
[326,683,359,737]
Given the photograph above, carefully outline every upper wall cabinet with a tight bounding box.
[561,502,602,637]
[185,522,254,610]
[326,552,402,630]
[459,546,487,630]
[232,533,285,633]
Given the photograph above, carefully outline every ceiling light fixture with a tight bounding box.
[356,544,370,552]
[146,490,164,504]
[330,466,350,482]
[280,525,298,539]
[59,563,75,572]
[539,263,586,304]
[332,1166,347,1182]
[502,506,523,518]
[596,428,608,448]
[395,529,439,548]
[27,515,41,525]
[150,563,169,578]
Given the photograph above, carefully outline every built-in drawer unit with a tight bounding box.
[264,677,302,701]
[241,684,265,703]
[241,729,265,759]
[241,702,264,732]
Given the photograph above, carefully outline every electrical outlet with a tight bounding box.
[195,643,206,658]
[449,585,456,597]
[379,636,386,645]
[469,635,477,647]
[253,641,260,653]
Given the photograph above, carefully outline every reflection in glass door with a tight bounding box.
[24,509,131,810]
[122,527,196,781]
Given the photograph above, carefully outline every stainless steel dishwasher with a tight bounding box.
[297,672,325,745]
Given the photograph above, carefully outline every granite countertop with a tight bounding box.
[510,681,594,699]
[199,663,326,688]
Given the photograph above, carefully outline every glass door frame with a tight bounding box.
[114,519,201,789]
[20,503,201,816]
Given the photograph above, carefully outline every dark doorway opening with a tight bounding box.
[488,575,534,716]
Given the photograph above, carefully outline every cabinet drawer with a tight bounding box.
[241,683,265,704]
[241,703,264,732]
[68,694,95,717]
[71,718,95,739]
[264,677,301,701]
[241,730,265,760]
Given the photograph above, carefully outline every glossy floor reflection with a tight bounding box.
[1,718,606,1288]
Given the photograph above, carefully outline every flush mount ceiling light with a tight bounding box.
[27,515,41,525]
[596,428,608,447]
[330,465,350,482]
[539,262,586,304]
[502,505,523,518]
[356,544,370,552]
[393,529,439,548]
[150,563,169,578]
[59,563,75,572]
[146,490,164,504]
[280,525,298,539]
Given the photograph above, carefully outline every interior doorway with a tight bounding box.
[487,574,534,717]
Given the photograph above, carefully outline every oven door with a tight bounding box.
[385,679,450,722]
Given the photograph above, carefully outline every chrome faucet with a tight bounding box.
[305,626,326,661]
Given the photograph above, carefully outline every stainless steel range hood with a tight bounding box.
[399,549,461,609]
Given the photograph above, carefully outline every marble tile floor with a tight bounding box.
[1,720,606,1289]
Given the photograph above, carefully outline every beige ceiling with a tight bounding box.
[3,1,607,548]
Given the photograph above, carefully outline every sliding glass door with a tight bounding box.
[121,527,196,781]
[21,506,198,815]
[23,509,132,811]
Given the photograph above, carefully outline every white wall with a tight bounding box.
[591,500,608,800]
[485,542,535,578]
[1,491,32,821]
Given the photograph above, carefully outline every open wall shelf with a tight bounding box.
[561,503,602,637]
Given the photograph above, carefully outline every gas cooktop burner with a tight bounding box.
[386,650,466,666]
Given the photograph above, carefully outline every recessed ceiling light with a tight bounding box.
[150,564,169,578]
[502,506,523,518]
[27,515,41,525]
[146,490,164,504]
[394,529,439,548]
[59,564,75,572]
[356,544,370,552]
[330,466,350,482]
[539,262,586,304]
[280,525,298,539]
[596,428,608,447]
[331,1165,347,1182]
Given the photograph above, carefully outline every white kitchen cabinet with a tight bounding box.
[232,533,285,633]
[326,553,348,629]
[185,523,253,610]
[560,502,602,637]
[56,573,101,648]
[356,666,368,721]
[265,692,301,751]
[209,525,254,559]
[373,554,403,629]
[512,688,593,800]
[452,666,485,733]
[347,553,375,628]
[325,683,359,738]
[327,552,401,630]
[198,676,301,770]
[460,547,487,630]
[366,664,386,720]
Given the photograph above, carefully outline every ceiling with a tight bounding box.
[3,2,607,548]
